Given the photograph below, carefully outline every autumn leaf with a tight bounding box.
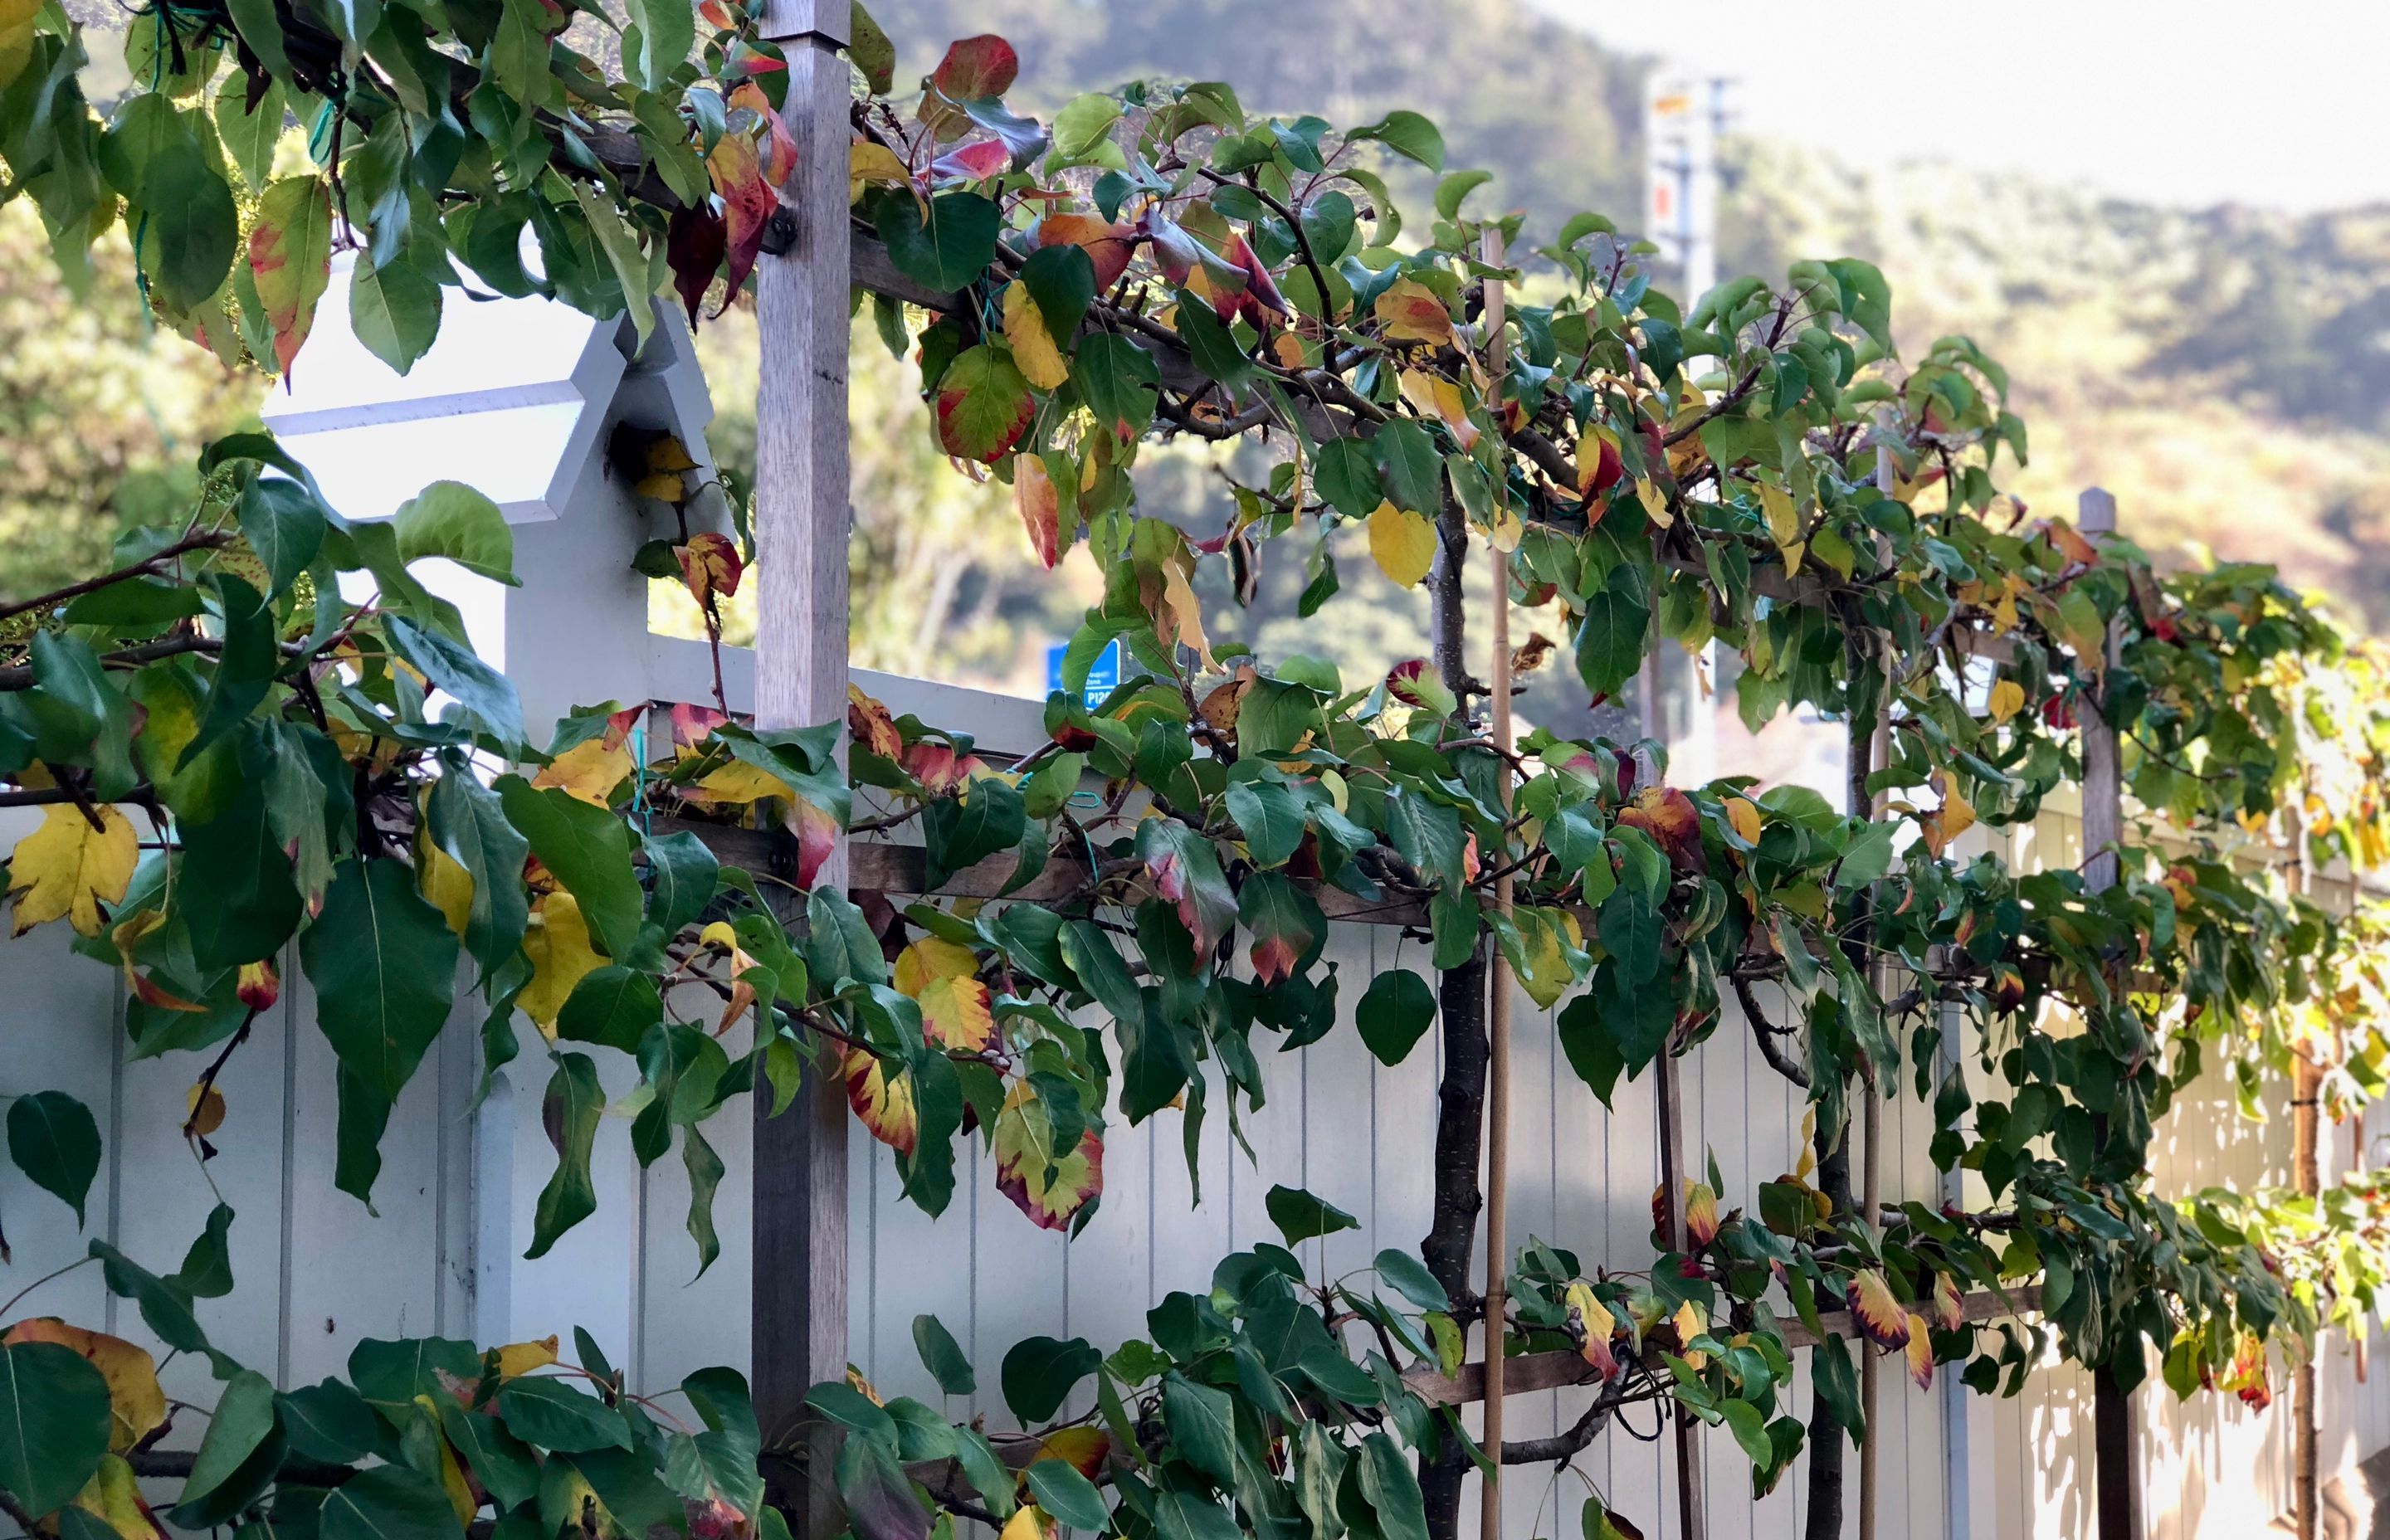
[7,803,137,937]
[236,958,280,1011]
[1683,1182,1719,1249]
[934,345,1036,463]
[1931,1270,1963,1333]
[1723,796,1763,846]
[895,938,994,1051]
[1922,772,1976,857]
[1904,1313,1934,1389]
[248,177,333,374]
[1576,432,1624,500]
[677,531,744,609]
[993,1079,1103,1231]
[3,1319,165,1451]
[534,737,633,807]
[519,891,603,1035]
[1002,280,1071,391]
[1634,476,1675,529]
[185,1082,226,1137]
[931,33,1017,100]
[1034,1427,1111,1479]
[494,1335,559,1377]
[1036,213,1136,291]
[1847,1270,1910,1350]
[1015,453,1063,568]
[419,837,476,938]
[1385,659,1457,717]
[1001,1506,1056,1540]
[904,741,986,797]
[849,685,904,760]
[929,139,1011,183]
[1367,500,1436,587]
[1562,1281,1620,1381]
[843,1048,919,1156]
[708,129,779,306]
[1988,678,2026,727]
[1374,277,1451,345]
[685,761,794,807]
[1617,786,1704,873]
[1510,632,1555,676]
[1397,369,1478,451]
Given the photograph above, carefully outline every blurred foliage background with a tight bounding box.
[19,0,2390,704]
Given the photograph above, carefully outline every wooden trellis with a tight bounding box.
[737,12,2145,1536]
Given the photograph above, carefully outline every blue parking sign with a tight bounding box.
[1047,638,1123,713]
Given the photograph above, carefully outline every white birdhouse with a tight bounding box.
[261,263,726,733]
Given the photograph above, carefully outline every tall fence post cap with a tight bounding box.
[758,0,848,45]
[2078,485,2118,534]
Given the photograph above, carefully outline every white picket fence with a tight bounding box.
[6,337,2388,1538]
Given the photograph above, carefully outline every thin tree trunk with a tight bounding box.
[1419,948,1488,1540]
[1418,482,1485,1540]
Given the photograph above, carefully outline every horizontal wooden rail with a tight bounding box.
[1400,1284,2043,1406]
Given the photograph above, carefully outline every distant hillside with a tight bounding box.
[864,0,2390,631]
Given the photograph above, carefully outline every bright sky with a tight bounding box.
[1534,0,2390,214]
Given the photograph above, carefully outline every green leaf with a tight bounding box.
[213,71,285,192]
[807,1381,899,1448]
[172,1369,282,1524]
[171,1202,237,1298]
[847,2,895,92]
[1024,1459,1108,1529]
[931,344,1035,461]
[1073,333,1158,441]
[556,967,664,1053]
[805,886,887,987]
[496,776,643,959]
[1349,110,1444,171]
[1373,1250,1450,1312]
[300,859,460,1102]
[497,1374,632,1452]
[137,144,239,311]
[427,760,533,975]
[1373,418,1441,514]
[7,1091,100,1226]
[1433,169,1491,222]
[526,1053,603,1259]
[1355,970,1435,1066]
[1224,779,1306,869]
[1265,1184,1358,1246]
[1314,438,1381,519]
[388,615,527,748]
[1355,1432,1430,1540]
[924,776,1026,889]
[877,192,1002,295]
[1002,1335,1100,1424]
[350,252,443,374]
[644,829,719,935]
[283,1380,382,1464]
[394,481,517,583]
[1051,93,1121,159]
[89,1241,210,1356]
[912,1313,975,1397]
[1173,292,1252,389]
[319,1464,466,1540]
[0,1343,110,1517]
[441,1405,540,1510]
[237,475,326,596]
[623,0,692,90]
[1161,1372,1236,1487]
[1811,1333,1864,1446]
[1021,242,1096,347]
[1574,582,1651,700]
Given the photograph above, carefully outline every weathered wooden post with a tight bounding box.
[750,0,852,1525]
[2077,486,2145,1540]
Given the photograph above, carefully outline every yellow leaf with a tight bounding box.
[895,936,977,995]
[1848,1270,1910,1349]
[413,1393,478,1526]
[1922,772,1977,857]
[519,892,602,1035]
[1034,1427,1111,1478]
[850,141,915,203]
[71,1455,163,1540]
[1002,1505,1057,1540]
[1988,679,2026,727]
[687,761,795,807]
[7,803,137,937]
[1758,481,1800,548]
[1634,477,1674,529]
[535,738,633,807]
[0,0,38,93]
[418,838,475,938]
[185,1082,225,1137]
[1003,280,1071,391]
[842,1047,919,1155]
[1904,1313,1934,1390]
[4,1321,165,1452]
[1397,369,1478,451]
[1724,796,1763,845]
[1158,558,1214,669]
[646,435,699,474]
[1367,500,1437,587]
[1374,277,1452,345]
[495,1335,559,1377]
[898,939,995,1050]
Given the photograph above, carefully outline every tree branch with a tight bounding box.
[1732,973,1811,1088]
[0,532,231,623]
